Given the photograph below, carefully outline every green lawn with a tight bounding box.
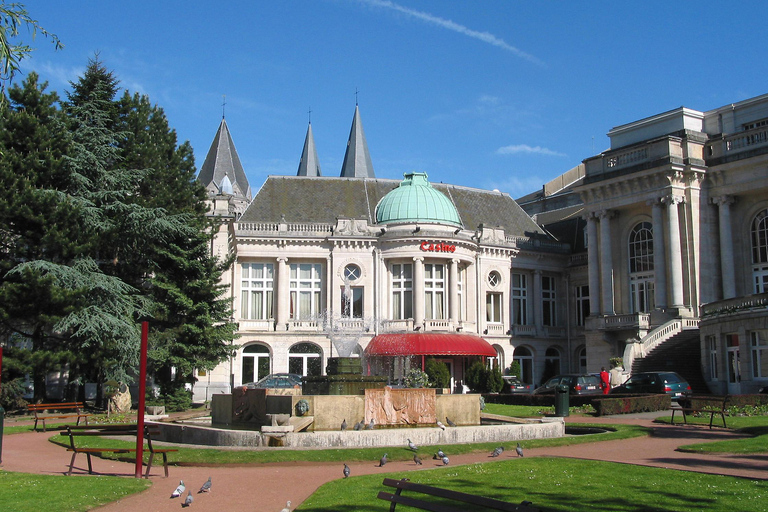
[0,470,150,512]
[299,457,768,511]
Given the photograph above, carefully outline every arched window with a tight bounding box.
[289,342,322,376]
[513,346,534,385]
[752,209,768,293]
[544,347,561,381]
[241,344,270,385]
[629,222,655,313]
[577,346,587,374]
[493,344,505,371]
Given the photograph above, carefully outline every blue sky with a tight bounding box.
[20,1,768,198]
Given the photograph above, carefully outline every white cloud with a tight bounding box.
[484,175,546,198]
[357,0,545,67]
[496,144,566,157]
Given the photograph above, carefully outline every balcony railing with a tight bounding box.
[287,320,323,332]
[485,323,505,335]
[707,127,768,161]
[425,319,453,332]
[701,293,768,319]
[512,325,536,337]
[380,319,414,332]
[239,320,275,331]
[601,313,651,331]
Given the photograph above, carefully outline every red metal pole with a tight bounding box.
[135,322,148,478]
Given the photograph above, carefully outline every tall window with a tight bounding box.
[575,285,590,327]
[708,336,718,380]
[629,222,655,313]
[424,263,445,319]
[391,263,413,320]
[241,344,270,384]
[752,209,768,293]
[289,342,322,376]
[577,346,587,374]
[542,275,557,326]
[289,263,322,320]
[457,266,465,321]
[341,287,363,318]
[486,293,502,323]
[512,273,528,325]
[544,347,561,379]
[513,346,534,384]
[751,331,768,379]
[241,263,274,320]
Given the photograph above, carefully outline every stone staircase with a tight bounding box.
[631,329,709,394]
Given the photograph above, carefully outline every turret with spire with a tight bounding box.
[297,119,322,177]
[340,103,375,178]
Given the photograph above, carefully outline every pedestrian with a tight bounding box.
[600,366,610,394]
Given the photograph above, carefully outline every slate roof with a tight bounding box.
[197,119,252,200]
[240,176,543,237]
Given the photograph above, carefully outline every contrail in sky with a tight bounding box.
[358,0,545,67]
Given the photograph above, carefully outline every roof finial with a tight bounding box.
[355,87,359,106]
[222,94,226,120]
[308,106,312,124]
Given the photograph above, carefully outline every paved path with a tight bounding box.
[1,412,765,511]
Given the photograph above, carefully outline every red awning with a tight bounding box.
[364,333,497,357]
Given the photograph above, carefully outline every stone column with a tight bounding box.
[413,256,424,328]
[649,198,668,309]
[664,195,685,308]
[712,195,736,299]
[586,213,600,316]
[449,258,459,323]
[276,257,289,330]
[598,209,615,315]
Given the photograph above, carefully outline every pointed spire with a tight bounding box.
[198,119,252,201]
[340,105,375,178]
[297,122,322,177]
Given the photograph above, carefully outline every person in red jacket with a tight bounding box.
[599,367,610,394]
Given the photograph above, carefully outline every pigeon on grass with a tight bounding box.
[413,454,422,465]
[516,443,524,457]
[343,463,350,478]
[407,439,418,451]
[379,453,388,467]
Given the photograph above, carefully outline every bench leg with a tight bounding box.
[67,452,77,476]
[86,453,93,474]
[162,453,169,478]
[145,453,155,479]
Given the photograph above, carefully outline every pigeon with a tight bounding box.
[413,454,422,465]
[198,477,212,493]
[521,501,533,507]
[343,463,350,478]
[491,446,504,457]
[353,421,362,431]
[280,501,292,512]
[437,449,445,458]
[441,455,450,465]
[379,453,388,467]
[446,416,457,427]
[341,419,347,431]
[182,490,193,507]
[516,443,524,457]
[366,418,375,430]
[171,480,185,498]
[436,420,446,430]
[407,439,418,451]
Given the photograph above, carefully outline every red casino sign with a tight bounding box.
[420,241,456,253]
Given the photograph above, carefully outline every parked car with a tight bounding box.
[532,374,603,396]
[610,371,690,400]
[501,376,533,394]
[242,373,303,389]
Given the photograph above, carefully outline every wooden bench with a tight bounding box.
[28,402,91,432]
[60,424,178,478]
[377,478,541,512]
[670,395,729,429]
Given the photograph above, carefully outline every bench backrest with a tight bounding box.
[28,402,85,413]
[380,478,540,512]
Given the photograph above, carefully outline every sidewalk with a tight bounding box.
[1,411,765,511]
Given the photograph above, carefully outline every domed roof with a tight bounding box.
[375,172,462,227]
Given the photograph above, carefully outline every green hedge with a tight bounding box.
[591,394,671,416]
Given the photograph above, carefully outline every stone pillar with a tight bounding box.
[649,198,668,309]
[712,195,736,299]
[586,213,600,316]
[449,258,459,323]
[598,209,615,315]
[276,257,289,330]
[413,256,424,328]
[664,195,685,308]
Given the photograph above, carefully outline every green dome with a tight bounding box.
[375,173,462,227]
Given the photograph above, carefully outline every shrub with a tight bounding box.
[154,387,193,412]
[592,394,671,416]
[403,368,430,389]
[0,378,29,411]
[465,361,504,393]
[507,361,522,378]
[424,359,451,389]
